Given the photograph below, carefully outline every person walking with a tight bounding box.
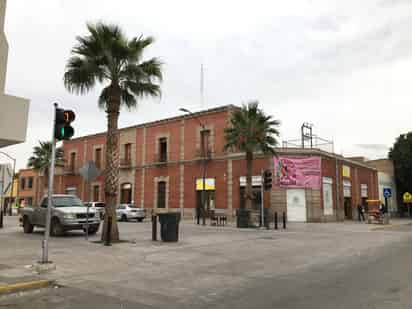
[357,204,365,222]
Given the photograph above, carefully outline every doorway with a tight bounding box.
[120,183,132,204]
[344,197,352,219]
[286,189,307,222]
[196,191,215,216]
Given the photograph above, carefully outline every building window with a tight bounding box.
[28,177,33,189]
[93,185,100,202]
[20,178,26,190]
[124,143,132,164]
[200,129,210,157]
[95,148,102,169]
[159,138,167,162]
[157,181,166,208]
[69,152,76,172]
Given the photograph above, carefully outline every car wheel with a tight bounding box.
[23,216,34,233]
[121,214,128,222]
[51,218,64,237]
[137,218,144,222]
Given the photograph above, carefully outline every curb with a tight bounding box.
[371,222,411,231]
[0,280,54,296]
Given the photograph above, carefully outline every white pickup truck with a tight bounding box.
[20,195,100,236]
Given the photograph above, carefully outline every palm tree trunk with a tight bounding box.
[245,151,253,210]
[101,85,120,242]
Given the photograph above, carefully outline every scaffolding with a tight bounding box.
[282,123,334,153]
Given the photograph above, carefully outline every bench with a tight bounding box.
[210,209,227,226]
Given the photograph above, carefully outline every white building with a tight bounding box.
[0,0,29,148]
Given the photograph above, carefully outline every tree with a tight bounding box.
[64,23,162,242]
[224,101,280,211]
[27,141,65,187]
[389,132,412,208]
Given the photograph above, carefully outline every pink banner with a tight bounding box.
[274,156,321,189]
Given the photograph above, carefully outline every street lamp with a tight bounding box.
[179,108,208,226]
[0,151,17,216]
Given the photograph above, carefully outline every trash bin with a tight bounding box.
[236,209,250,228]
[158,213,181,242]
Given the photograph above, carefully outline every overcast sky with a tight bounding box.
[2,0,412,169]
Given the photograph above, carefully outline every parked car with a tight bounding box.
[20,195,100,236]
[84,202,106,220]
[116,204,146,222]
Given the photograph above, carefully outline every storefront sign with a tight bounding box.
[196,178,215,191]
[342,165,351,178]
[274,156,321,189]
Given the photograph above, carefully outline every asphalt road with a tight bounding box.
[1,225,412,309]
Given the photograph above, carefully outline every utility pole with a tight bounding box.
[42,103,58,264]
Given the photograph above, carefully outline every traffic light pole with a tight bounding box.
[42,103,58,264]
[261,169,264,227]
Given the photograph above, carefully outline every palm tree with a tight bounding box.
[27,141,65,187]
[63,23,162,242]
[224,102,280,212]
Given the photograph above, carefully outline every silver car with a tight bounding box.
[84,202,106,220]
[116,204,146,222]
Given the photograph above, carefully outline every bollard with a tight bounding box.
[152,215,157,241]
[0,209,3,228]
[274,212,278,230]
[104,216,112,246]
[282,212,286,229]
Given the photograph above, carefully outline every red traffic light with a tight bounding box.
[63,110,75,123]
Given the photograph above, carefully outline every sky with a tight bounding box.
[2,0,412,169]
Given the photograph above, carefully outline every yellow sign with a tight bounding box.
[342,165,350,178]
[403,192,412,203]
[196,178,215,191]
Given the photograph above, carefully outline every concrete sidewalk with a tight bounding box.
[1,215,412,306]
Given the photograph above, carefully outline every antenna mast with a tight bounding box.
[200,64,204,108]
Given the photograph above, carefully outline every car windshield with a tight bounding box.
[128,204,138,208]
[53,196,84,208]
[95,203,105,208]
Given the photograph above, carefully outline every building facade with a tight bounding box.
[55,105,379,222]
[0,0,29,148]
[367,159,398,214]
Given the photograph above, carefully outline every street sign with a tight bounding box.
[79,161,101,183]
[0,164,13,195]
[403,192,412,203]
[383,188,392,198]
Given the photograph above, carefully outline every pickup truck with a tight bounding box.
[20,194,100,236]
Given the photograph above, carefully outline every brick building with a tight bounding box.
[17,167,64,207]
[55,105,378,222]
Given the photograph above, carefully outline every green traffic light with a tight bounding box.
[61,127,65,137]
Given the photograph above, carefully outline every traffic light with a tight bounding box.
[54,108,75,140]
[263,170,272,191]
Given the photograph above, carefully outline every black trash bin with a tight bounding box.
[158,213,181,242]
[236,209,250,228]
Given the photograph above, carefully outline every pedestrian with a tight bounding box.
[379,203,386,217]
[357,204,365,222]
